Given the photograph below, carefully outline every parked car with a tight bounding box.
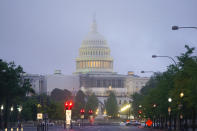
[120,122,126,126]
[132,121,141,126]
[49,122,54,126]
[125,120,132,126]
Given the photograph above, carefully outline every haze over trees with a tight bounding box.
[0,60,34,128]
[105,92,118,118]
[132,45,197,130]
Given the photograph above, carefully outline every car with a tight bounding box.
[125,120,132,126]
[120,122,126,126]
[49,122,54,126]
[132,121,141,126]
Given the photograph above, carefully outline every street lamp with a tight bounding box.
[172,26,197,30]
[10,106,13,112]
[1,105,3,110]
[17,106,22,129]
[168,98,172,131]
[152,55,177,66]
[180,92,184,98]
[179,92,184,130]
[153,104,157,128]
[10,106,14,128]
[168,98,172,103]
[0,105,4,129]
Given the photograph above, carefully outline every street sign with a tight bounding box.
[66,110,72,125]
[81,115,84,119]
[37,113,43,120]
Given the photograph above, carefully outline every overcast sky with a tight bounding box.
[0,0,197,77]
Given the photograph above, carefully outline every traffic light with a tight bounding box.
[69,101,73,110]
[80,109,85,115]
[88,109,93,115]
[65,101,73,110]
[138,110,142,114]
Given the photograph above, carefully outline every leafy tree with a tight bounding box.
[21,96,38,121]
[131,45,197,130]
[86,93,98,116]
[0,60,34,128]
[51,88,71,102]
[72,90,86,119]
[105,92,118,118]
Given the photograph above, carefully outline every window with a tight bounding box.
[97,80,101,87]
[103,80,106,87]
[112,80,115,87]
[118,80,121,87]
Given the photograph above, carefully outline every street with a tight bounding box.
[23,126,153,131]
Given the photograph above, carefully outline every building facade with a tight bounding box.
[74,19,149,105]
[25,19,149,107]
[23,74,46,95]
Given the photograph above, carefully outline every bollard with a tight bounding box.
[11,128,13,131]
[21,128,23,131]
[5,128,7,131]
[17,128,19,131]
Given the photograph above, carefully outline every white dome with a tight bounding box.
[75,19,113,74]
[81,20,108,48]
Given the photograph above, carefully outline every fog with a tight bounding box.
[0,0,197,77]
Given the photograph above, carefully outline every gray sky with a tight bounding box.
[0,0,197,77]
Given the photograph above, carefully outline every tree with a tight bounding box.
[86,93,98,116]
[131,45,197,130]
[105,92,118,118]
[0,60,34,128]
[51,88,71,102]
[72,90,86,119]
[21,96,38,121]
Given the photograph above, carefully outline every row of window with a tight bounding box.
[77,61,113,69]
[103,100,131,105]
[84,40,105,44]
[96,79,122,87]
[80,50,109,56]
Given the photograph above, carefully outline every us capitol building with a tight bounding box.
[24,19,149,105]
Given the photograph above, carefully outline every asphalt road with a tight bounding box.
[23,125,152,131]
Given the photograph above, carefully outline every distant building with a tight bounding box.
[74,18,149,105]
[26,19,149,107]
[45,70,79,95]
[23,74,46,95]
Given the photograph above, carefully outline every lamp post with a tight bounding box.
[179,92,184,131]
[172,26,197,30]
[168,98,172,131]
[152,55,177,66]
[10,106,13,128]
[153,104,157,128]
[0,105,4,129]
[17,106,22,129]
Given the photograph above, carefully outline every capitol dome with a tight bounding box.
[76,19,113,73]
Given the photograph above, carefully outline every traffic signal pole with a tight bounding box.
[64,101,73,129]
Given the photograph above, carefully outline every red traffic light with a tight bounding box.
[64,101,73,110]
[88,109,93,115]
[138,110,142,114]
[80,109,85,114]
